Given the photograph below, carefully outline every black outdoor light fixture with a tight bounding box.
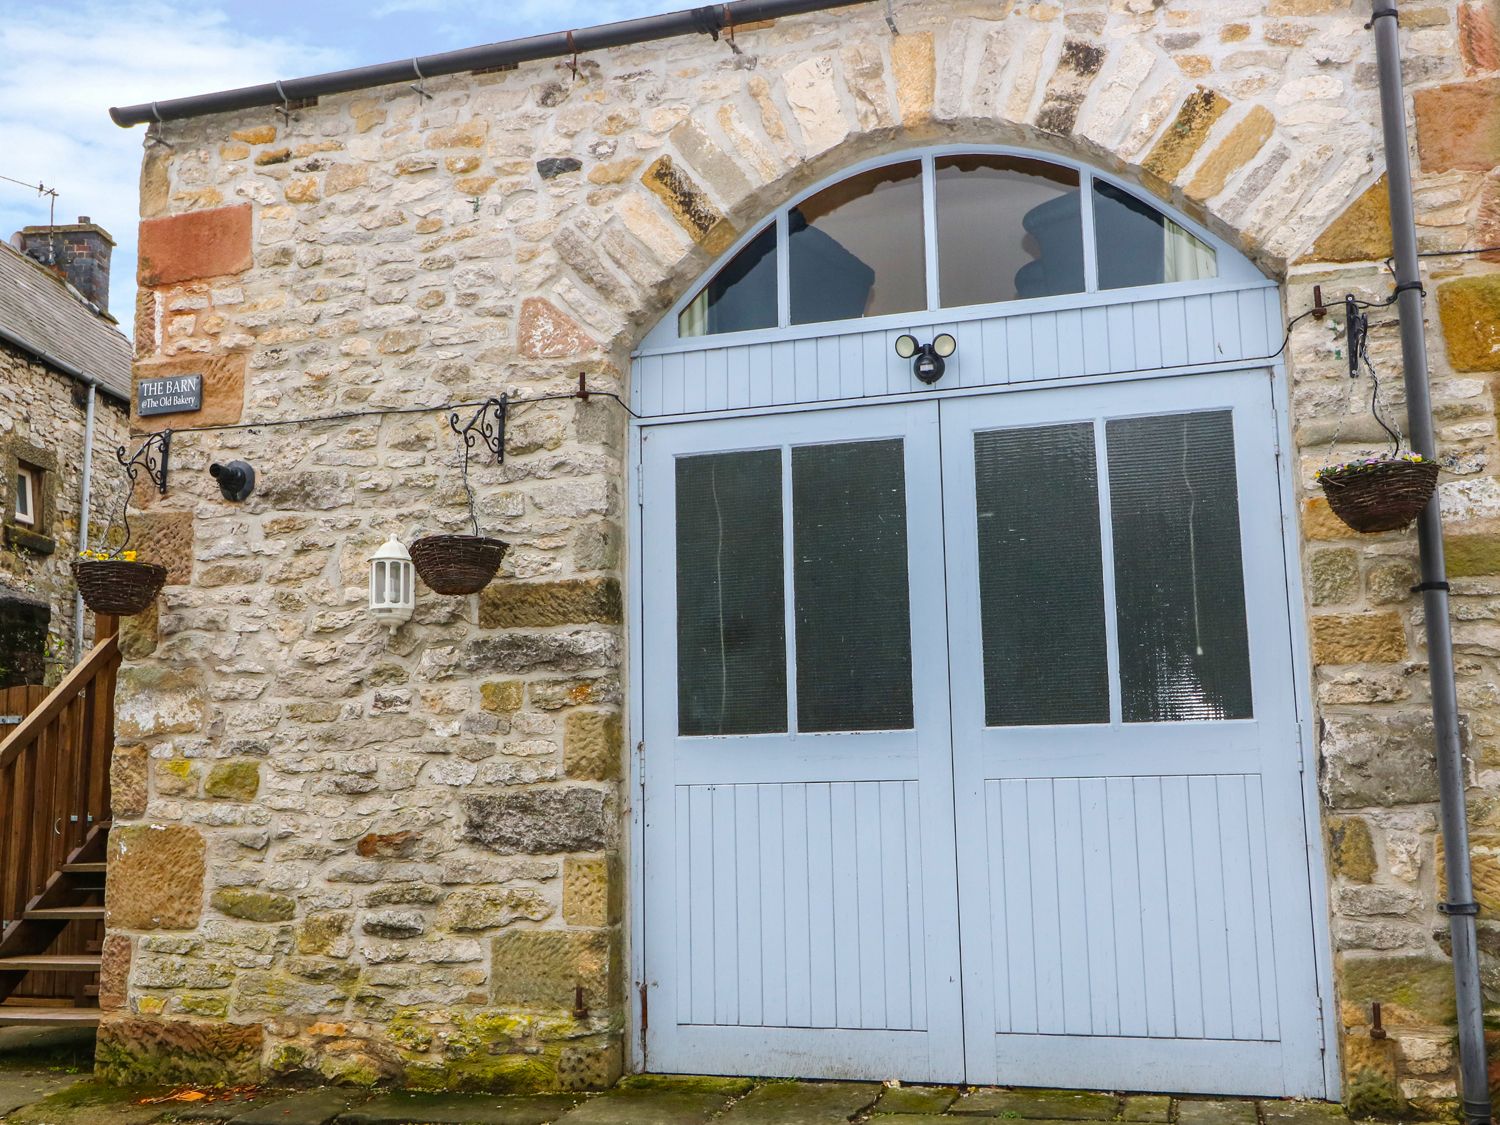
[209,460,256,501]
[894,333,957,384]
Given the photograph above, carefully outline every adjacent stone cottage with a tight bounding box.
[99,0,1500,1110]
[0,222,131,681]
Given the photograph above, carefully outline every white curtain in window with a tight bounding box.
[679,290,709,338]
[1162,218,1216,283]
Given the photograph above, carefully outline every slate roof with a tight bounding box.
[0,241,131,402]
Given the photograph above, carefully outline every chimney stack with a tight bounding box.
[14,217,114,316]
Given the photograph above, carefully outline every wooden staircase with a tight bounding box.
[0,618,119,1028]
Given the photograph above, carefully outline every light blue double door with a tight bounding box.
[638,370,1326,1096]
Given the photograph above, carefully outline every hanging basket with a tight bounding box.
[409,534,508,595]
[1318,456,1439,534]
[72,559,168,616]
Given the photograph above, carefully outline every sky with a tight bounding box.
[0,0,681,333]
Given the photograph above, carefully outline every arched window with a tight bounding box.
[674,151,1224,342]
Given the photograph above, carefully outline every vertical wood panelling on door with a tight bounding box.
[633,286,1280,416]
[674,781,928,1032]
[982,774,1279,1041]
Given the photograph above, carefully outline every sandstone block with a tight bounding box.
[1339,955,1456,1026]
[116,664,205,739]
[1367,558,1418,604]
[481,681,524,713]
[362,909,426,938]
[298,912,352,955]
[1303,176,1392,264]
[138,203,253,286]
[1302,497,1351,541]
[1322,713,1445,808]
[98,933,132,1010]
[119,598,159,660]
[1438,276,1500,371]
[1308,548,1359,606]
[564,710,622,781]
[326,164,368,195]
[1310,612,1406,664]
[126,507,195,584]
[96,1014,263,1085]
[1415,79,1500,173]
[232,125,277,145]
[107,824,205,930]
[481,577,622,629]
[891,32,937,127]
[1438,829,1500,913]
[517,297,596,359]
[1445,532,1500,576]
[461,788,609,854]
[460,630,620,677]
[1186,105,1274,203]
[437,886,552,931]
[1144,87,1231,186]
[205,760,260,800]
[111,743,148,819]
[429,119,488,148]
[284,176,321,204]
[1327,815,1377,882]
[212,886,295,922]
[564,856,619,927]
[641,156,736,255]
[491,928,616,1010]
[132,351,246,430]
[557,1037,623,1091]
[356,831,418,858]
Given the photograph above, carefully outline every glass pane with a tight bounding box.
[678,224,778,338]
[975,424,1110,726]
[936,155,1084,307]
[790,162,925,325]
[676,449,787,735]
[1107,411,1252,722]
[1093,179,1217,290]
[792,439,914,732]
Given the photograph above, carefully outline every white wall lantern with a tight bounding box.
[369,536,414,632]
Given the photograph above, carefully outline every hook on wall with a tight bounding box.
[117,430,172,496]
[449,396,508,465]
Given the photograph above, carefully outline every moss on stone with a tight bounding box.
[403,1048,561,1093]
[211,886,296,922]
[205,759,261,800]
[616,1074,757,1095]
[1346,1067,1403,1118]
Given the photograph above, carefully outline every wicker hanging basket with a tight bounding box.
[72,559,168,616]
[1318,457,1439,534]
[409,534,508,595]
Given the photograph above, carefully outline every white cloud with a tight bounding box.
[0,2,349,327]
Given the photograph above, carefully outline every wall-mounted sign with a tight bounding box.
[138,374,202,417]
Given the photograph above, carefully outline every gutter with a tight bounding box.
[109,0,874,127]
[1371,3,1492,1123]
[0,323,128,405]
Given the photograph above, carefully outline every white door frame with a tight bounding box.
[624,358,1338,1098]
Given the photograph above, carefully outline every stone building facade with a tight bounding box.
[101,0,1500,1109]
[0,233,131,683]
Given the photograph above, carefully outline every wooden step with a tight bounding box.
[62,863,106,875]
[0,1005,100,1026]
[22,907,104,922]
[0,954,101,973]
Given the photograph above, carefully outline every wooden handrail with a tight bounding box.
[0,632,118,772]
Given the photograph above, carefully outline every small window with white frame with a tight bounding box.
[14,463,38,527]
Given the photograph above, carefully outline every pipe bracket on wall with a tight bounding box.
[117,430,172,495]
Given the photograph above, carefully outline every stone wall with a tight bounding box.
[108,0,1500,1106]
[0,341,130,679]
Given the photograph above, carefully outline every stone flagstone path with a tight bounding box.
[0,1072,1400,1125]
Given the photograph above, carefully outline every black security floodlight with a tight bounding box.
[894,333,957,384]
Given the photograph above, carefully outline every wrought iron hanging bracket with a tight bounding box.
[449,396,508,464]
[117,430,172,495]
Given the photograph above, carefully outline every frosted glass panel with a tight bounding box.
[676,450,787,735]
[1107,411,1252,722]
[792,439,914,732]
[975,424,1109,726]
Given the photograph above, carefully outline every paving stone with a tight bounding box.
[1121,1095,1173,1122]
[613,1076,754,1096]
[1176,1100,1260,1125]
[949,1090,1119,1118]
[871,1085,959,1114]
[716,1080,882,1123]
[1260,1102,1349,1125]
[0,1071,80,1118]
[0,1080,170,1125]
[340,1091,582,1125]
[230,1090,356,1125]
[552,1088,736,1125]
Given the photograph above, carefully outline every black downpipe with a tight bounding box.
[110,0,873,127]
